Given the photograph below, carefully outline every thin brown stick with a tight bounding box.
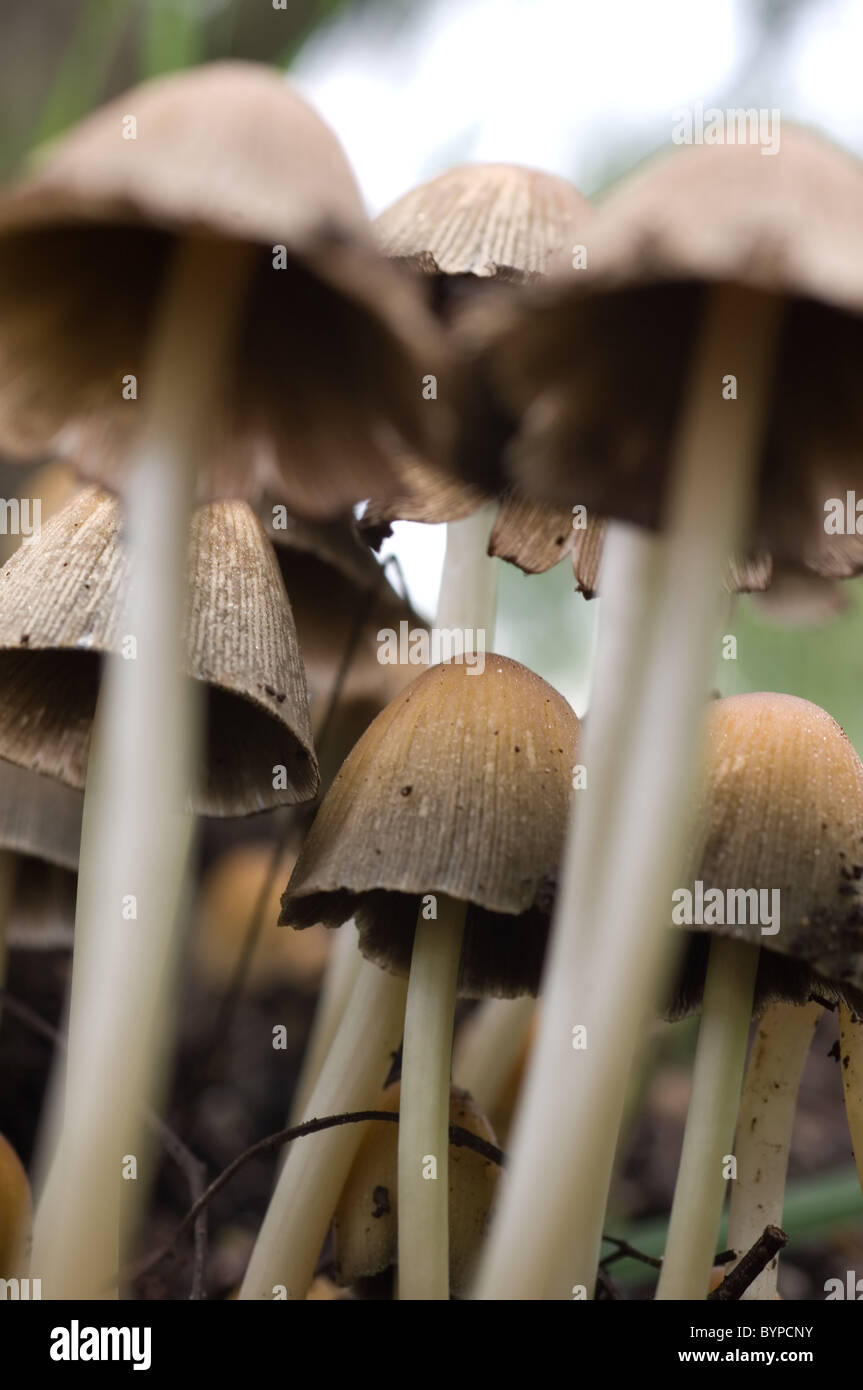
[707,1225,788,1301]
[134,1108,506,1281]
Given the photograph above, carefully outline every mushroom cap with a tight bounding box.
[0,487,318,815]
[194,844,330,993]
[282,656,579,996]
[671,692,863,1013]
[0,1131,30,1277]
[0,62,448,515]
[375,161,591,283]
[331,1081,499,1296]
[469,127,863,573]
[0,760,82,870]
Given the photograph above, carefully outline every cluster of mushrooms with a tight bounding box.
[0,60,862,1303]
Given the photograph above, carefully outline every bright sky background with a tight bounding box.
[293,0,863,702]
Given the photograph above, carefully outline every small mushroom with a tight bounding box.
[332,1082,499,1298]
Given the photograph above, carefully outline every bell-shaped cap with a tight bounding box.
[332,1081,499,1296]
[282,655,579,996]
[671,692,863,1013]
[0,62,448,516]
[376,161,591,283]
[470,128,863,575]
[0,487,317,815]
[0,760,82,870]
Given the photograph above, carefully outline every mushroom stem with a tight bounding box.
[31,235,252,1300]
[239,958,407,1299]
[398,895,467,1300]
[839,1004,863,1199]
[288,919,363,1127]
[474,284,781,1301]
[726,999,821,1299]
[656,939,760,1299]
[393,501,497,1301]
[453,995,535,1117]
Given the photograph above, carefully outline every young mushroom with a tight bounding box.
[332,1082,499,1298]
[659,691,863,1299]
[240,655,578,1300]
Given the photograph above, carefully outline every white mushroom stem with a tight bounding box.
[656,941,761,1300]
[395,503,498,1301]
[474,284,781,1301]
[398,895,467,1299]
[726,998,821,1300]
[288,919,363,1127]
[31,236,252,1300]
[453,995,535,1117]
[239,958,407,1298]
[839,1003,863,1199]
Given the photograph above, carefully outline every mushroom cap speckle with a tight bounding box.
[281,656,579,996]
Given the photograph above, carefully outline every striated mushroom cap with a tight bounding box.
[0,62,448,516]
[282,655,579,996]
[671,692,863,1014]
[468,128,863,577]
[0,487,317,815]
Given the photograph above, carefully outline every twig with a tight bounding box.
[0,988,208,1299]
[707,1225,788,1301]
[600,1234,663,1271]
[134,1108,506,1281]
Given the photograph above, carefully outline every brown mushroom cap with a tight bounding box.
[0,487,317,815]
[0,1131,30,1277]
[670,692,863,1015]
[0,62,448,516]
[0,760,82,871]
[194,844,330,993]
[332,1081,499,1297]
[470,128,863,575]
[376,161,591,284]
[281,655,578,996]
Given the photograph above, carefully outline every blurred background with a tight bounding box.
[0,0,861,1299]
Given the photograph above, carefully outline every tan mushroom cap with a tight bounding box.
[471,127,863,574]
[332,1081,499,1296]
[262,501,427,784]
[194,844,330,993]
[376,161,591,281]
[672,692,863,1013]
[0,62,448,516]
[0,487,318,815]
[282,655,579,996]
[0,1132,31,1278]
[0,760,82,871]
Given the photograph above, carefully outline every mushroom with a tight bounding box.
[240,655,578,1300]
[332,1082,499,1298]
[473,129,863,1301]
[0,61,446,1297]
[658,692,863,1299]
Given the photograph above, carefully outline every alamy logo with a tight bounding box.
[0,497,41,539]
[377,621,486,675]
[672,102,781,156]
[671,881,780,935]
[50,1320,151,1371]
[0,1277,41,1299]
